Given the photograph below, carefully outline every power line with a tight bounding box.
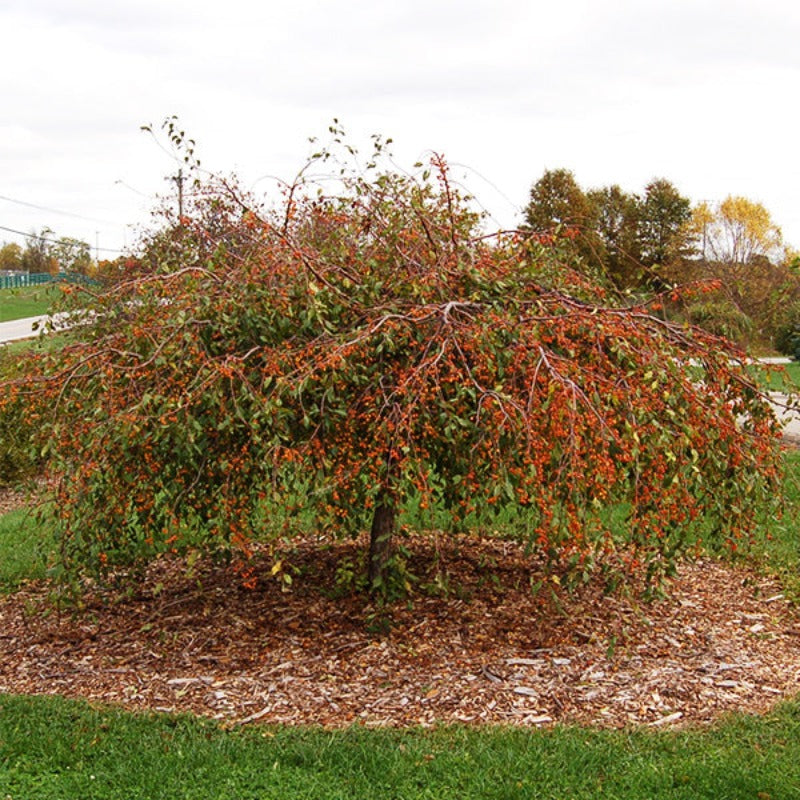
[0,223,124,254]
[0,193,120,226]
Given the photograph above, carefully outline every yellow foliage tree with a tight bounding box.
[681,196,796,344]
[697,195,783,266]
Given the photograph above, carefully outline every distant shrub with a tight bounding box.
[686,300,754,346]
[773,301,800,360]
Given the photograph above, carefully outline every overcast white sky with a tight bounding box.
[1,0,799,258]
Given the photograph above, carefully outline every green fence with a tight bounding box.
[0,273,53,289]
[0,272,98,290]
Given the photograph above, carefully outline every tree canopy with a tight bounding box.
[4,140,785,596]
[0,242,23,272]
[697,196,784,267]
[523,171,692,292]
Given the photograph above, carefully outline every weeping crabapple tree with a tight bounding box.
[8,134,785,596]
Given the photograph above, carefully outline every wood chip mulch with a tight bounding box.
[2,525,800,730]
[0,485,35,516]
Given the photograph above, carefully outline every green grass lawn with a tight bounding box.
[0,504,55,592]
[0,285,60,322]
[744,450,800,602]
[1,693,799,799]
[778,360,800,390]
[748,359,800,392]
[0,329,74,362]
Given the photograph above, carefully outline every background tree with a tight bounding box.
[0,242,23,272]
[585,184,641,288]
[523,169,603,272]
[671,196,797,346]
[524,172,798,350]
[637,179,693,269]
[6,141,783,599]
[51,236,93,275]
[524,168,592,231]
[524,172,693,293]
[20,229,56,274]
[701,195,784,266]
[0,232,93,276]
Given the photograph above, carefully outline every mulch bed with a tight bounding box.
[0,484,35,516]
[2,528,799,730]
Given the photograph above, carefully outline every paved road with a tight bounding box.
[768,393,800,440]
[0,315,50,343]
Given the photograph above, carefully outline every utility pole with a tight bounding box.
[171,168,185,221]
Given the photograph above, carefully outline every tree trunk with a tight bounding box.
[368,492,396,595]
